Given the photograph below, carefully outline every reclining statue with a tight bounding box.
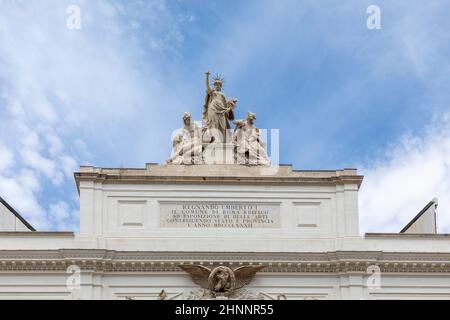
[167,112,203,164]
[233,112,270,166]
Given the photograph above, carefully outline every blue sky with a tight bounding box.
[0,0,449,233]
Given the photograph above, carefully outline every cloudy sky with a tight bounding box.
[0,0,449,233]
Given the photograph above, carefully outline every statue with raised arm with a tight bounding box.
[202,71,237,143]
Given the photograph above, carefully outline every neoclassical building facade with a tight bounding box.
[0,164,448,300]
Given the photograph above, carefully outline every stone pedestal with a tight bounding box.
[202,143,235,165]
[75,164,363,252]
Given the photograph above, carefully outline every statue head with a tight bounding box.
[247,112,256,125]
[213,75,223,91]
[182,112,191,126]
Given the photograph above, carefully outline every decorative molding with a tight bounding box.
[74,165,364,194]
[0,250,449,274]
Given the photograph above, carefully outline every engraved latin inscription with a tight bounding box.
[160,202,280,228]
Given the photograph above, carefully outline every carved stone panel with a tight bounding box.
[160,202,280,229]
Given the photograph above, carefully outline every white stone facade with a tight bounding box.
[0,164,449,300]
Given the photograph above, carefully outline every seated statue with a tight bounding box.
[233,112,270,166]
[167,112,203,164]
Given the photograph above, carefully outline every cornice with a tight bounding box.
[74,165,364,193]
[74,173,363,187]
[0,250,449,274]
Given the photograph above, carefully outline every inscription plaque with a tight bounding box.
[160,202,280,228]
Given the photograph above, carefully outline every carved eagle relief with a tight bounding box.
[179,265,264,294]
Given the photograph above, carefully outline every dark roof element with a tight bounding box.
[400,199,437,233]
[366,233,449,238]
[0,196,36,231]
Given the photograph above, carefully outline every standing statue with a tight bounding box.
[233,112,270,165]
[167,112,202,164]
[202,71,237,143]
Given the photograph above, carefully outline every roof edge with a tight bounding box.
[0,196,36,231]
[400,199,437,233]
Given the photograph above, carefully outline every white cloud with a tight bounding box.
[60,155,78,180]
[49,201,69,220]
[19,149,61,184]
[0,174,48,229]
[0,0,190,230]
[18,169,41,194]
[0,144,14,172]
[48,200,79,231]
[359,113,450,234]
[18,124,41,149]
[46,133,64,157]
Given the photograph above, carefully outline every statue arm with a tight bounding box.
[226,98,237,110]
[225,99,237,120]
[249,128,260,142]
[205,71,212,93]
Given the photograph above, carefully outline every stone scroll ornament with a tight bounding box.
[167,71,271,165]
[179,265,265,298]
